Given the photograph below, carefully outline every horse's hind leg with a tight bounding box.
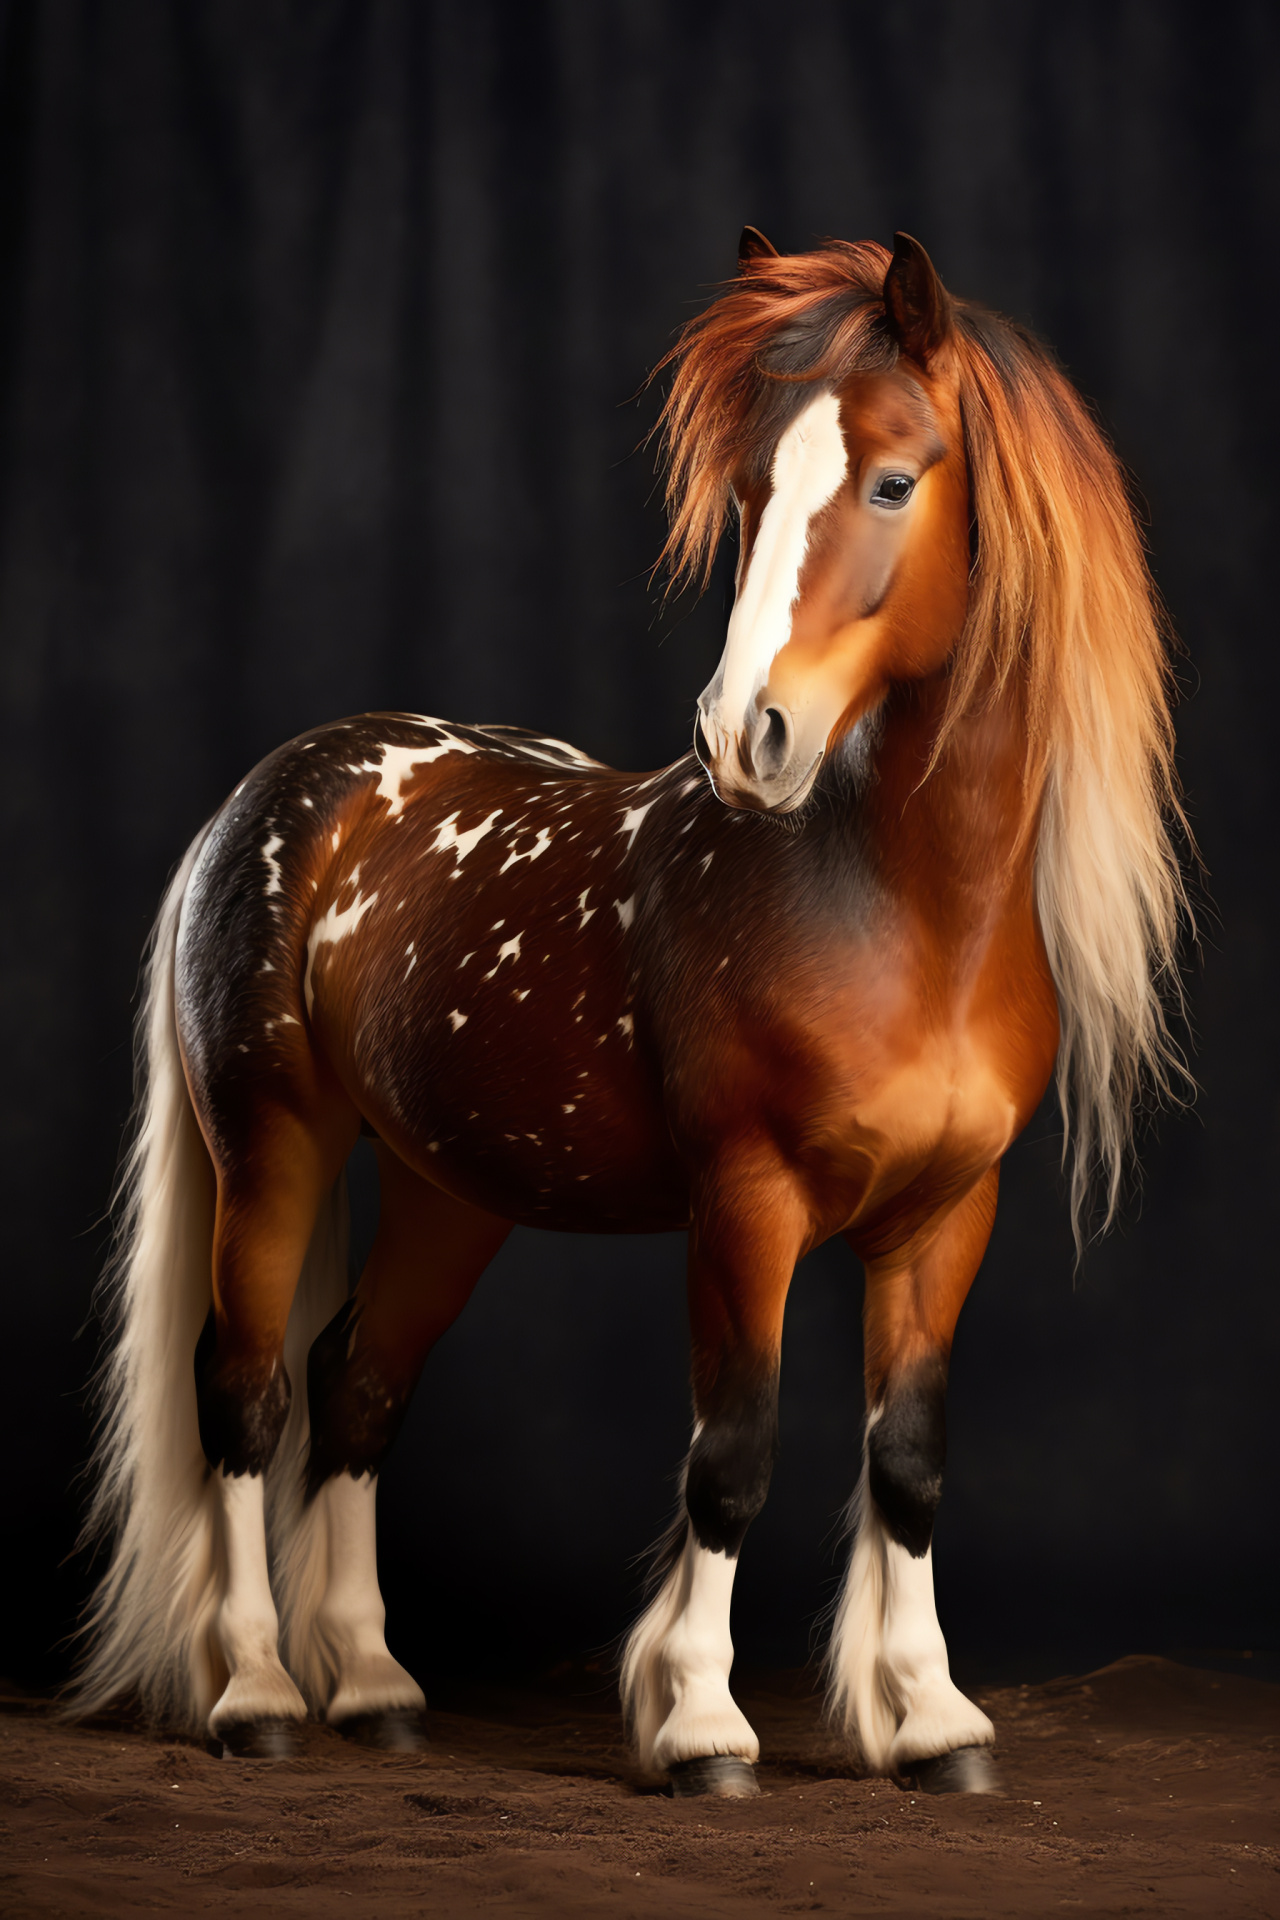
[301,1141,511,1748]
[197,1103,356,1756]
[827,1170,1000,1792]
[621,1163,806,1797]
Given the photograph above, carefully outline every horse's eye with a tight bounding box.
[870,473,915,508]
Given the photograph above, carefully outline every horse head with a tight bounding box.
[687,234,971,813]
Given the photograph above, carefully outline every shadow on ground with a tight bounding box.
[2,1657,1278,1916]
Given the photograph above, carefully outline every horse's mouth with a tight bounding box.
[705,750,824,817]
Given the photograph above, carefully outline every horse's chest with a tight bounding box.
[748,957,1049,1240]
[838,1047,1019,1197]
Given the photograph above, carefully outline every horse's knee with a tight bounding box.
[304,1298,413,1498]
[867,1355,948,1558]
[684,1377,779,1558]
[195,1310,291,1475]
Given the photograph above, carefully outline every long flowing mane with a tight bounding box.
[656,241,1189,1246]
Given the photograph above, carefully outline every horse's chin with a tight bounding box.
[709,752,824,817]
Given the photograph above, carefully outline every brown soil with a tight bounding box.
[2,1658,1278,1917]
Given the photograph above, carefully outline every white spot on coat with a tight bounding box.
[484,932,523,980]
[618,801,654,850]
[614,896,636,931]
[261,833,285,895]
[303,887,380,1014]
[498,825,553,874]
[448,1009,468,1032]
[365,737,480,817]
[617,1013,634,1040]
[431,807,502,864]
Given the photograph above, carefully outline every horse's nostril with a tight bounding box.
[756,706,791,775]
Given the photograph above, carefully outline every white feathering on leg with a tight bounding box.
[265,1175,353,1711]
[826,1424,994,1774]
[620,1530,758,1774]
[824,1452,899,1773]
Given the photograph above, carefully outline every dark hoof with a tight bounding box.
[218,1716,302,1761]
[668,1754,760,1798]
[335,1707,429,1752]
[906,1744,999,1794]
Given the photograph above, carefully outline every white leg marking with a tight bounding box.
[315,1474,424,1724]
[208,1472,307,1735]
[620,1535,758,1773]
[827,1466,993,1773]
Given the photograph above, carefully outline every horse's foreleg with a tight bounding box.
[828,1168,999,1791]
[302,1144,511,1747]
[197,1105,354,1755]
[622,1168,806,1796]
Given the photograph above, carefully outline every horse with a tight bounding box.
[70,229,1185,1798]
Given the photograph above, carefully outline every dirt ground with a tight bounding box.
[2,1656,1279,1918]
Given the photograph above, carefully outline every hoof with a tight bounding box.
[668,1754,760,1798]
[906,1744,999,1795]
[335,1707,429,1753]
[218,1717,302,1761]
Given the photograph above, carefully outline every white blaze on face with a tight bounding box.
[715,389,848,738]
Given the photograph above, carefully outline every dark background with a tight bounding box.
[2,1,1276,1698]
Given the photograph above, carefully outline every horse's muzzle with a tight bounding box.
[694,696,820,814]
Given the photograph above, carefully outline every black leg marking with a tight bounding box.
[906,1745,999,1794]
[305,1298,413,1499]
[684,1370,779,1559]
[668,1755,760,1798]
[194,1308,291,1476]
[867,1353,948,1558]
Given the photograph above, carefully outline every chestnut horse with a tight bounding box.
[72,232,1184,1796]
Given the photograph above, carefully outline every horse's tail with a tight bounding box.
[66,829,354,1733]
[66,831,222,1731]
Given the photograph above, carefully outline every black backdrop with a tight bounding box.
[2,1,1277,1696]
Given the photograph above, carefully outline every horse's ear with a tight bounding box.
[739,225,780,270]
[883,232,952,366]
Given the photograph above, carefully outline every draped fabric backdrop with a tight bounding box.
[2,0,1276,1692]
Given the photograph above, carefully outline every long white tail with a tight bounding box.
[68,835,222,1731]
[67,836,354,1734]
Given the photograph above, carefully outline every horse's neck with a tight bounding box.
[863,672,1039,930]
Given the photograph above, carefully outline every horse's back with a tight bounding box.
[174,713,693,1228]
